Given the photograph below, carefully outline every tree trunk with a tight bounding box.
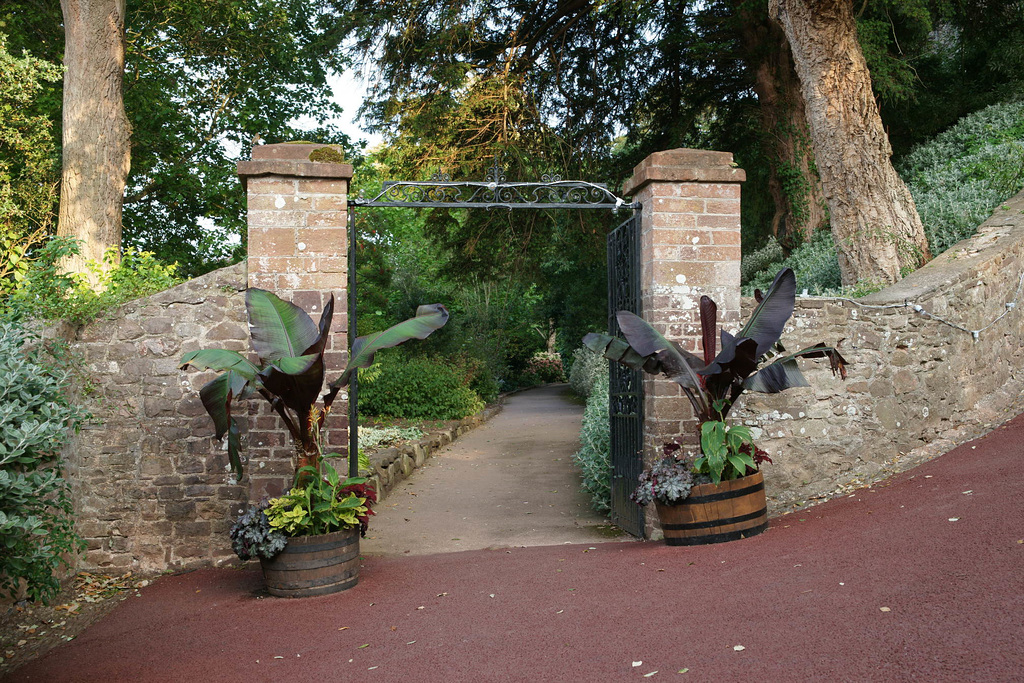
[57,0,131,283]
[769,0,930,285]
[737,5,827,245]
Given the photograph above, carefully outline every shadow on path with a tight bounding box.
[361,384,631,556]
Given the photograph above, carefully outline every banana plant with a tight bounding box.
[180,288,448,478]
[584,268,848,430]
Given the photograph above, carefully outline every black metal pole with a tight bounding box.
[347,204,359,479]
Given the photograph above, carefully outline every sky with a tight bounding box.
[327,70,384,150]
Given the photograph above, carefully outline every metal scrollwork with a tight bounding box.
[352,159,637,211]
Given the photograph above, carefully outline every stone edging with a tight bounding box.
[364,403,504,503]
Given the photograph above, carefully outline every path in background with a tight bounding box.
[361,384,628,556]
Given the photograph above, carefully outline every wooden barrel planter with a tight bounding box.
[655,471,768,546]
[259,528,360,598]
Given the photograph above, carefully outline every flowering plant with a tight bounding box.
[522,352,566,385]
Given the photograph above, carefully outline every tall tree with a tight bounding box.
[4,0,356,277]
[734,0,826,244]
[770,0,931,285]
[57,0,131,281]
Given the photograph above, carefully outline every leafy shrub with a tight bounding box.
[743,100,1024,295]
[3,238,180,325]
[629,443,694,507]
[358,426,424,451]
[0,318,88,602]
[745,229,843,295]
[740,236,785,285]
[358,351,485,420]
[449,353,500,403]
[900,99,1024,254]
[519,351,566,386]
[572,371,611,515]
[568,345,607,399]
[0,35,61,291]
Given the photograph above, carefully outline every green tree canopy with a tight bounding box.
[2,0,358,276]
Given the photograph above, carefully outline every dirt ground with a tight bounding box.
[0,572,147,677]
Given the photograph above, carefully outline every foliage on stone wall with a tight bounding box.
[70,263,248,571]
[733,190,1024,511]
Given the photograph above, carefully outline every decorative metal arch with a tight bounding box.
[350,159,638,211]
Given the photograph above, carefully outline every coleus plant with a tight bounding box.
[584,268,848,483]
[179,288,449,479]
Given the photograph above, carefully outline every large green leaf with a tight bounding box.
[197,371,247,477]
[582,333,656,372]
[257,353,324,420]
[738,268,796,358]
[615,311,704,391]
[179,348,258,379]
[245,288,321,362]
[302,294,335,357]
[331,304,449,389]
[745,343,848,394]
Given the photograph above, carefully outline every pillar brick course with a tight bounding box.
[623,148,744,533]
[237,143,354,500]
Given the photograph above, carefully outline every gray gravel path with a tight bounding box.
[359,384,631,555]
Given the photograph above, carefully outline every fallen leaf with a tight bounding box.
[358,644,370,649]
[880,607,891,612]
[733,645,745,651]
[437,593,448,597]
[406,641,416,645]
[678,669,689,674]
[948,518,960,522]
[417,606,425,610]
[338,627,349,631]
[632,661,643,667]
[555,610,564,614]
[368,666,378,670]
[644,672,659,677]
[962,490,973,495]
[274,656,284,659]
[489,594,495,598]
[390,626,397,631]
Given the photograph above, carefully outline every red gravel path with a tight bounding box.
[7,415,1024,682]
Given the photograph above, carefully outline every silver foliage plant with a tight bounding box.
[629,445,694,507]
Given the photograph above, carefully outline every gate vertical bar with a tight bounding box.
[347,205,359,479]
[607,210,645,538]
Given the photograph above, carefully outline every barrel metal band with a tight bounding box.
[685,480,764,505]
[660,507,768,532]
[663,521,769,546]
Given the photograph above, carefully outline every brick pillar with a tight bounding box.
[622,148,744,492]
[237,143,353,500]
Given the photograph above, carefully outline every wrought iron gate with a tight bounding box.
[349,158,645,535]
[607,212,645,538]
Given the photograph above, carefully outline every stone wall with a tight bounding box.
[733,190,1024,512]
[68,264,248,571]
[67,142,354,573]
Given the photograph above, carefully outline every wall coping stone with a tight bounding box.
[236,142,354,182]
[622,147,746,196]
[858,190,1024,305]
